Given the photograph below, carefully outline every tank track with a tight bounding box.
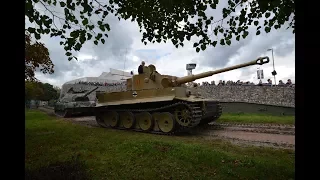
[95,101,203,135]
[199,102,223,125]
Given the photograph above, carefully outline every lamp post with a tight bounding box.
[267,48,277,85]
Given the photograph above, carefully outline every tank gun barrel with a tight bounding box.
[83,87,99,97]
[175,56,270,85]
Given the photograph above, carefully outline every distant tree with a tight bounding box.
[25,81,44,100]
[39,83,59,101]
[25,81,59,101]
[53,86,62,98]
[25,31,54,81]
[26,0,294,59]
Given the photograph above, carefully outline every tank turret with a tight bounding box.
[126,56,269,90]
[74,86,99,101]
[54,86,99,118]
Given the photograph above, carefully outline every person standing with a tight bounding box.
[138,61,145,74]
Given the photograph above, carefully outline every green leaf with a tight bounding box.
[94,40,98,45]
[265,12,271,18]
[44,29,50,34]
[87,33,92,40]
[219,28,224,33]
[65,52,72,56]
[88,25,94,30]
[74,43,82,51]
[68,57,73,61]
[35,33,40,40]
[264,27,271,33]
[101,39,105,44]
[254,21,259,26]
[201,44,206,51]
[210,4,217,9]
[60,41,63,45]
[193,43,198,47]
[105,24,110,31]
[242,31,249,38]
[97,33,103,39]
[236,35,240,41]
[196,47,200,53]
[60,2,66,7]
[220,39,225,45]
[70,31,79,38]
[211,41,217,47]
[82,18,88,25]
[79,35,86,44]
[27,27,35,33]
[99,25,105,31]
[226,39,231,46]
[256,30,260,35]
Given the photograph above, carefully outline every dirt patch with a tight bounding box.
[37,108,295,149]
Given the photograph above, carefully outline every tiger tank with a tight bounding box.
[94,57,270,135]
[54,86,99,117]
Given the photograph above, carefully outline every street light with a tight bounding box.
[267,48,277,85]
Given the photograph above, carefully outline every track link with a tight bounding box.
[95,101,202,135]
[199,102,223,125]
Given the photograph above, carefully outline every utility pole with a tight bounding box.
[267,48,277,85]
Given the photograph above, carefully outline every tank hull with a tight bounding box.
[94,87,222,135]
[54,101,96,118]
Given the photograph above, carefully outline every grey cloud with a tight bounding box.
[199,39,250,68]
[33,35,84,79]
[28,3,136,86]
[273,38,295,57]
[131,49,172,65]
[194,3,294,69]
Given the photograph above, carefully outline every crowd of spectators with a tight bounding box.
[200,79,295,87]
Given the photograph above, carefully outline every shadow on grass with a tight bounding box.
[25,158,91,180]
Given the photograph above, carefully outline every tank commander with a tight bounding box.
[138,61,145,74]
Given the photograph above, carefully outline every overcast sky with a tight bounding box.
[29,2,295,87]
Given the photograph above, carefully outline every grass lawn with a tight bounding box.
[25,110,295,180]
[217,113,295,125]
